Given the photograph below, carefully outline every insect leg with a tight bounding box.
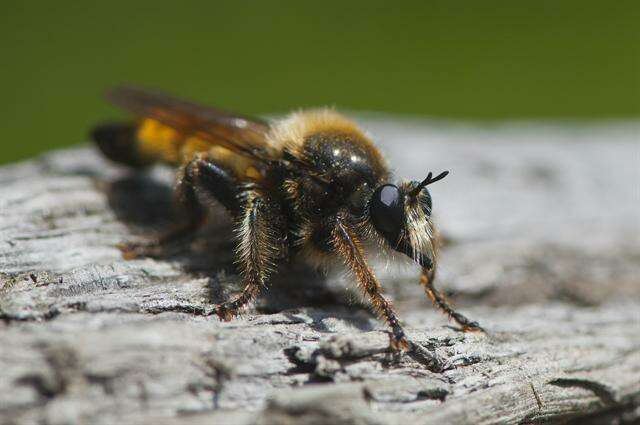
[178,154,241,214]
[161,153,242,240]
[331,213,409,351]
[215,190,286,320]
[119,155,240,259]
[420,265,483,332]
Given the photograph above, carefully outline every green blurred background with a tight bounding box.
[2,0,638,164]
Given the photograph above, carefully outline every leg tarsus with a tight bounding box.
[215,304,236,321]
[214,281,262,321]
[420,267,484,332]
[389,331,410,352]
[406,341,446,373]
[117,218,205,259]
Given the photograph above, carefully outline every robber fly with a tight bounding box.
[91,86,481,350]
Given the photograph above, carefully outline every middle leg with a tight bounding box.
[215,189,287,320]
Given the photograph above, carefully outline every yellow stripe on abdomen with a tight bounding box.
[134,119,262,181]
[136,119,210,165]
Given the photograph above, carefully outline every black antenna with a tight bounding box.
[408,170,449,197]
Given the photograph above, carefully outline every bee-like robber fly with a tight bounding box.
[91,86,482,350]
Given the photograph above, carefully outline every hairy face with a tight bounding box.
[398,182,437,267]
[368,171,447,268]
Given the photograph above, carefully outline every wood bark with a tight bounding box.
[1,119,639,424]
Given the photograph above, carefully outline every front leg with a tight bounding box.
[330,213,409,351]
[420,265,483,332]
[215,189,287,320]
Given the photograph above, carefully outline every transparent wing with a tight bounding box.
[106,85,275,162]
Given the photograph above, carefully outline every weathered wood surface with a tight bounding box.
[1,119,639,425]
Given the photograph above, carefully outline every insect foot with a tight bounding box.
[214,305,236,322]
[389,333,410,352]
[461,321,485,333]
[117,241,163,260]
[406,341,446,373]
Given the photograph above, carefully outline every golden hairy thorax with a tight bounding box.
[268,109,387,168]
[268,109,369,147]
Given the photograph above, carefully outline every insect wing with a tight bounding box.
[106,86,274,161]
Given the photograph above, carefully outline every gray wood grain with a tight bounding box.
[1,119,639,425]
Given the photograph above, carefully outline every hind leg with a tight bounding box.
[120,154,240,259]
[160,153,241,242]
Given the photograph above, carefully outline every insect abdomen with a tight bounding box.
[91,119,209,167]
[91,122,152,167]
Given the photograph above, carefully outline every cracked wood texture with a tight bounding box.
[1,119,639,425]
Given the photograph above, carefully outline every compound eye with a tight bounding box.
[370,184,404,241]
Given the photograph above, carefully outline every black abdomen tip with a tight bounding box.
[91,122,149,167]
